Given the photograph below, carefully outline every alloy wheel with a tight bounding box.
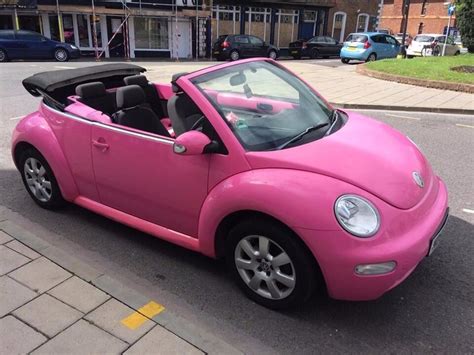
[23,157,52,203]
[0,50,5,62]
[269,50,277,60]
[230,51,240,61]
[55,49,67,62]
[234,235,296,300]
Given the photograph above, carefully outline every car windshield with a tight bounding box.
[345,34,368,43]
[191,61,332,151]
[414,35,435,42]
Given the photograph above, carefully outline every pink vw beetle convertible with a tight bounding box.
[13,60,448,309]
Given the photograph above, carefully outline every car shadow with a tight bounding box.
[0,167,472,352]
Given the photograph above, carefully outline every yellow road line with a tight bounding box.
[456,124,474,129]
[121,301,165,330]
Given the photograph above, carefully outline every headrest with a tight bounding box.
[75,82,106,98]
[116,85,145,109]
[171,72,188,93]
[124,75,149,87]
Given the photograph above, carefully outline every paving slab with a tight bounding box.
[0,316,47,354]
[0,245,30,275]
[6,239,41,259]
[31,319,127,355]
[85,298,155,344]
[8,257,71,293]
[124,325,203,355]
[13,293,83,337]
[48,276,110,313]
[0,230,13,244]
[0,275,37,317]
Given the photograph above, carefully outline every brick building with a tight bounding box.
[379,0,455,36]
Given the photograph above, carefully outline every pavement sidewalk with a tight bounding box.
[139,60,474,114]
[0,220,240,355]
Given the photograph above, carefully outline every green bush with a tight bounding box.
[456,0,474,53]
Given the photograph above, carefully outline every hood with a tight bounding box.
[245,113,433,210]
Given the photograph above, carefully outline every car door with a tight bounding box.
[249,36,267,57]
[234,35,252,58]
[16,31,52,59]
[446,36,457,55]
[370,35,386,58]
[384,35,400,58]
[324,36,341,56]
[91,120,210,238]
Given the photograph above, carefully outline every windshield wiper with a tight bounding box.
[277,122,329,150]
[325,109,340,136]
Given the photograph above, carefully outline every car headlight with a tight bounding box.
[334,195,380,237]
[70,45,78,50]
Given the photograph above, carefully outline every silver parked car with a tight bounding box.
[407,34,461,57]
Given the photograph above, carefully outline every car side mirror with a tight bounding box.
[173,131,211,156]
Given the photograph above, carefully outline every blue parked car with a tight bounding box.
[0,30,80,62]
[340,32,400,64]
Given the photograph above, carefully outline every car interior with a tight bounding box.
[72,73,206,140]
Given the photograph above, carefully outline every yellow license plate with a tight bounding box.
[348,47,357,51]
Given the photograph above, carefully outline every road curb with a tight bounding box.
[357,64,474,94]
[331,102,474,115]
[0,219,242,355]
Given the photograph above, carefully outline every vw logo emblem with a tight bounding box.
[412,172,424,188]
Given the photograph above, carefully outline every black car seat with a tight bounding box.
[123,74,165,118]
[167,72,202,137]
[75,82,116,116]
[112,85,170,137]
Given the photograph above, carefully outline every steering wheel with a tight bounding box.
[190,115,205,131]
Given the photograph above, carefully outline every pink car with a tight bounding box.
[13,59,448,309]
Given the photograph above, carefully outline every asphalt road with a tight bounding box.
[0,61,473,354]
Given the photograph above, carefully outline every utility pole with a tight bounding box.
[196,0,199,60]
[56,0,64,42]
[400,0,410,58]
[91,0,99,60]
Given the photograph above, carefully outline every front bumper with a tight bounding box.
[69,48,81,59]
[406,48,423,57]
[296,177,449,301]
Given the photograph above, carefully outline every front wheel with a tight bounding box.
[341,58,350,64]
[226,218,318,309]
[19,148,65,209]
[54,48,69,62]
[310,48,319,59]
[268,50,277,60]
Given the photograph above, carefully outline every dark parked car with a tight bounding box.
[289,36,343,59]
[0,30,80,62]
[213,34,279,61]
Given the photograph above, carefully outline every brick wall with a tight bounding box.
[327,0,380,42]
[380,0,454,36]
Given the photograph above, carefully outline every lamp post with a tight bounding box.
[400,0,410,58]
[56,0,64,42]
[442,3,455,56]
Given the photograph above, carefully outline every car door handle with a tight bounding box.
[92,139,109,151]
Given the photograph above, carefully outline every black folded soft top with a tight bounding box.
[22,63,146,106]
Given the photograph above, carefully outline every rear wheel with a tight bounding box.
[54,48,69,62]
[310,48,319,59]
[292,54,301,60]
[341,58,350,64]
[230,50,240,61]
[0,48,8,62]
[455,51,460,56]
[268,50,277,60]
[226,218,318,309]
[366,53,377,62]
[19,148,65,209]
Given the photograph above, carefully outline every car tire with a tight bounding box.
[0,48,9,62]
[226,218,318,309]
[268,50,277,60]
[310,48,319,59]
[230,50,240,61]
[341,58,350,64]
[455,51,460,56]
[292,54,301,60]
[366,53,377,62]
[19,148,66,210]
[54,48,69,62]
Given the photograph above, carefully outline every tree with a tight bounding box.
[456,0,474,53]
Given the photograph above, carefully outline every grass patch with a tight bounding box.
[365,54,474,84]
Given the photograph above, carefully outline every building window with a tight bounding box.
[90,15,102,47]
[77,14,90,47]
[62,14,75,44]
[421,0,427,15]
[0,15,13,30]
[332,11,346,43]
[356,13,369,32]
[18,15,41,33]
[303,11,316,22]
[49,15,60,41]
[418,22,424,34]
[134,17,169,50]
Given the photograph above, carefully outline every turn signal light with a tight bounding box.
[364,41,371,49]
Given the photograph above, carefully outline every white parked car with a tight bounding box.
[407,34,461,57]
